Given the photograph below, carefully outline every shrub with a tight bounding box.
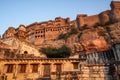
[78,32,82,38]
[69,27,78,35]
[93,23,100,28]
[40,45,71,58]
[58,27,78,40]
[58,33,68,40]
[80,24,89,30]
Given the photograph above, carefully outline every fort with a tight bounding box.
[1,1,120,50]
[0,1,120,80]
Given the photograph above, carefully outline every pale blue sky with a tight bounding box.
[0,0,112,35]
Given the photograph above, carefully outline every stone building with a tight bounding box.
[80,44,118,64]
[0,58,113,80]
[79,43,120,80]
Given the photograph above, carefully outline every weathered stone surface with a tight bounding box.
[1,37,46,57]
[0,58,112,80]
[79,27,110,53]
[106,22,120,43]
[1,1,120,57]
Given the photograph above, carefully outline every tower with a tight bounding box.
[110,0,120,21]
[111,0,120,9]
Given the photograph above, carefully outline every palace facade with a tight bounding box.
[0,58,113,80]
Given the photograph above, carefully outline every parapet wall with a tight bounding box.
[84,15,100,27]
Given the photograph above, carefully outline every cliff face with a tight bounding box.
[106,22,120,44]
[1,1,120,57]
[44,21,120,55]
[79,27,110,53]
[0,37,46,57]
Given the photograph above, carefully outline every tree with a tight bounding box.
[40,45,71,58]
[69,27,78,35]
[80,24,90,31]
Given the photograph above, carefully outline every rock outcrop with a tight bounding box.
[0,37,46,58]
[1,1,120,57]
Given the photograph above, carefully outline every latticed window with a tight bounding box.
[31,64,38,73]
[19,64,26,73]
[56,64,61,72]
[43,64,50,77]
[6,64,14,73]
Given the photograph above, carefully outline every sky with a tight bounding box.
[0,0,112,35]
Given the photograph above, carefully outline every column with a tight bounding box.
[112,47,119,60]
[26,63,31,73]
[103,51,106,63]
[38,63,42,78]
[100,52,104,64]
[13,64,18,79]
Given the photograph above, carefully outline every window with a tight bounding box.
[6,64,14,73]
[19,64,26,73]
[43,64,50,77]
[56,64,61,72]
[73,62,79,69]
[31,64,38,73]
[24,51,28,54]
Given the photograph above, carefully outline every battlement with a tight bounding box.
[111,1,120,9]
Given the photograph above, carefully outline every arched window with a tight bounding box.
[24,51,28,54]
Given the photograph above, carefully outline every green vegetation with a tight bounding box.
[58,33,68,40]
[58,27,78,40]
[93,23,100,28]
[78,32,82,38]
[40,45,71,58]
[69,27,78,35]
[80,24,89,30]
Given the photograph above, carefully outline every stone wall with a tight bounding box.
[106,22,120,43]
[110,1,120,22]
[0,59,112,80]
[83,15,100,27]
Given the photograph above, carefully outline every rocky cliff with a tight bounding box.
[1,1,120,57]
[39,22,120,56]
[0,37,46,58]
